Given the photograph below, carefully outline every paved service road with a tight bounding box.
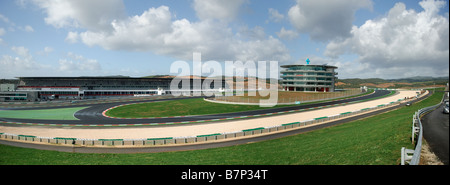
[421,98,449,165]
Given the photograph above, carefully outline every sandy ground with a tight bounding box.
[0,90,420,139]
[420,141,444,165]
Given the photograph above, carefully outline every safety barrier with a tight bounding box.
[1,93,418,148]
[401,91,443,165]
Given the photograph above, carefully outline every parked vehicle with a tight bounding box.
[443,100,449,114]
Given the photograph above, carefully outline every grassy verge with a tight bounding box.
[105,90,374,118]
[0,107,88,120]
[106,98,270,118]
[0,90,443,165]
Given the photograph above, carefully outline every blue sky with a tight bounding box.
[0,0,448,79]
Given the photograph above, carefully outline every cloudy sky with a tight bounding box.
[0,0,448,79]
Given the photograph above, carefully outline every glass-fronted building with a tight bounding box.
[280,64,338,92]
[1,76,228,101]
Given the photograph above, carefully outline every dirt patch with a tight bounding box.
[420,141,444,165]
[335,82,347,86]
[360,83,377,87]
[360,83,395,88]
[396,82,413,85]
[378,83,396,88]
[214,89,362,103]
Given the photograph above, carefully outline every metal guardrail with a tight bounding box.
[401,91,442,165]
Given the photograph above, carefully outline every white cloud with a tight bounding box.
[0,46,101,78]
[0,13,10,23]
[0,14,33,34]
[15,0,27,8]
[288,0,372,41]
[65,31,79,43]
[276,27,299,40]
[68,5,290,63]
[58,52,101,72]
[0,27,5,36]
[237,26,266,40]
[324,0,449,78]
[23,25,34,32]
[78,6,177,52]
[58,58,101,72]
[193,0,248,22]
[0,27,5,44]
[44,47,53,53]
[0,46,51,78]
[36,46,53,55]
[0,55,33,71]
[11,46,32,59]
[30,0,290,69]
[268,8,284,23]
[231,36,291,62]
[31,0,126,31]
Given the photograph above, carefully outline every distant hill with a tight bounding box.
[140,75,448,89]
[336,76,449,88]
[142,75,173,78]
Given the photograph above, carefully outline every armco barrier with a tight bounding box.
[401,91,442,165]
[0,90,427,148]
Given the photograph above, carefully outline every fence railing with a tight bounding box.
[401,91,442,165]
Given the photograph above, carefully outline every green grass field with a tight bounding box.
[0,107,88,120]
[0,90,443,165]
[105,90,376,118]
[106,98,277,118]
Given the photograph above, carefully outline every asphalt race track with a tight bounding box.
[0,90,429,154]
[421,98,449,165]
[0,90,391,126]
[0,106,409,153]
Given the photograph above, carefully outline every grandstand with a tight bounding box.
[0,76,227,101]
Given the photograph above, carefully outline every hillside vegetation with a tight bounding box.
[141,75,448,90]
[336,76,448,89]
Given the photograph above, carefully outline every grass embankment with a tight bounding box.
[105,90,374,118]
[106,98,271,118]
[0,90,443,165]
[218,88,362,103]
[0,107,88,120]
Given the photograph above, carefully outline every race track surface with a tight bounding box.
[0,90,427,153]
[421,96,449,165]
[0,90,390,126]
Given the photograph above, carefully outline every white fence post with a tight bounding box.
[401,147,414,165]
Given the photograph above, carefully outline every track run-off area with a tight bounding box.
[0,90,421,141]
